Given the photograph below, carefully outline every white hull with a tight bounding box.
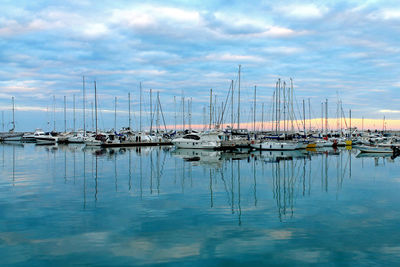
[251,141,297,151]
[172,140,220,149]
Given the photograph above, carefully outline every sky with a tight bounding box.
[1,0,400,131]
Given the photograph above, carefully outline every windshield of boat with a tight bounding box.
[182,134,200,140]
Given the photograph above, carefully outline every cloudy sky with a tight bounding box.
[1,0,400,131]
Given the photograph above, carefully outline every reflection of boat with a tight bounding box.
[257,150,306,162]
[357,145,392,153]
[171,148,222,165]
[356,152,393,158]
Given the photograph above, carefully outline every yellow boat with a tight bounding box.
[345,140,352,146]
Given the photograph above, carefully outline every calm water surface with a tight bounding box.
[1,143,400,266]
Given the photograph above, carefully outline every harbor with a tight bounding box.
[2,0,400,265]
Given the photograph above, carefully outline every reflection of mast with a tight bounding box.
[209,169,213,208]
[64,149,67,183]
[253,158,257,207]
[140,152,143,199]
[237,160,242,226]
[231,159,234,214]
[83,149,86,209]
[129,149,132,191]
[12,146,15,186]
[95,154,98,203]
[114,153,118,192]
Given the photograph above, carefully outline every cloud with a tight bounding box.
[274,4,329,19]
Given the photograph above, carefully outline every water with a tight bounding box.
[1,143,400,266]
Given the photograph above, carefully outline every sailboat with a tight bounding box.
[2,97,23,142]
[84,80,101,146]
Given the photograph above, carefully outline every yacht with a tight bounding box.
[22,129,46,142]
[171,131,222,149]
[35,133,58,145]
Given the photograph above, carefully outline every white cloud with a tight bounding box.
[261,46,304,54]
[205,53,264,63]
[275,4,328,19]
[379,109,400,113]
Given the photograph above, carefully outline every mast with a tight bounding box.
[53,95,56,132]
[2,111,4,132]
[174,96,176,132]
[139,82,142,132]
[283,81,286,134]
[237,65,241,129]
[114,96,117,131]
[64,95,66,133]
[209,88,212,129]
[275,82,278,134]
[156,91,160,134]
[182,95,185,131]
[362,116,364,133]
[290,78,294,133]
[278,79,281,134]
[91,102,94,132]
[349,109,352,137]
[150,89,153,134]
[321,102,324,135]
[261,102,264,132]
[325,99,328,135]
[94,81,98,134]
[308,98,311,132]
[231,80,234,128]
[12,96,15,131]
[253,85,256,132]
[128,92,131,130]
[303,99,306,138]
[82,76,86,136]
[73,94,76,132]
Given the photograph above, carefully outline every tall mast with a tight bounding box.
[278,79,281,134]
[275,82,278,134]
[73,94,76,132]
[321,102,324,135]
[209,88,212,129]
[11,97,15,131]
[325,99,328,134]
[128,92,131,130]
[272,90,275,133]
[2,110,4,132]
[82,76,86,136]
[253,85,256,132]
[53,95,56,132]
[349,109,352,137]
[150,89,153,134]
[64,96,66,133]
[139,82,142,132]
[290,78,294,133]
[94,81,98,134]
[303,99,306,138]
[362,116,364,133]
[182,95,185,131]
[283,81,286,134]
[231,80,234,128]
[308,98,311,132]
[261,102,264,132]
[174,96,176,132]
[114,96,117,131]
[91,102,94,132]
[156,91,160,134]
[237,65,241,129]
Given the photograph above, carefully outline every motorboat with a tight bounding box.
[21,129,46,142]
[171,131,222,149]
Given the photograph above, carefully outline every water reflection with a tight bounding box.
[1,143,400,265]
